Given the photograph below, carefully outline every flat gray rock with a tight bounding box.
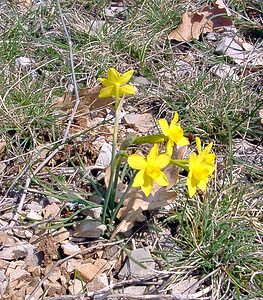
[119,247,155,278]
[133,76,150,86]
[211,64,239,81]
[215,37,247,64]
[73,218,106,238]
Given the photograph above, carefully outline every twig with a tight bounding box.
[9,0,82,227]
[107,287,212,299]
[44,274,170,300]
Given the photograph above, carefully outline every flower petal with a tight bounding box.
[166,139,174,156]
[98,78,113,87]
[119,69,134,84]
[187,171,198,198]
[98,86,115,98]
[170,112,179,128]
[188,153,197,171]
[147,144,159,163]
[206,153,215,164]
[197,178,208,191]
[141,174,153,197]
[155,154,170,169]
[107,68,120,82]
[204,142,213,154]
[169,126,184,142]
[154,171,169,186]
[132,169,145,187]
[119,84,135,96]
[177,136,190,146]
[193,166,210,181]
[146,167,161,179]
[159,119,169,136]
[128,154,147,170]
[196,137,202,154]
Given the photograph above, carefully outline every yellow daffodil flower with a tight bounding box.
[159,112,189,156]
[187,137,216,197]
[98,68,135,98]
[128,144,170,197]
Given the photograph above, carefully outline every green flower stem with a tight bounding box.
[115,84,120,109]
[110,156,123,210]
[102,93,121,224]
[170,159,189,171]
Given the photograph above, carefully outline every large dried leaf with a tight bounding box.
[169,12,213,42]
[53,85,114,112]
[124,113,155,133]
[169,2,232,42]
[110,187,177,240]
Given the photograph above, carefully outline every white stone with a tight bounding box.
[133,76,150,86]
[73,218,106,238]
[61,241,81,256]
[172,277,199,296]
[119,247,155,278]
[95,142,112,167]
[26,202,42,211]
[15,56,34,68]
[82,207,102,219]
[53,227,70,243]
[65,259,82,272]
[104,6,126,17]
[0,244,28,260]
[215,37,247,64]
[211,64,239,81]
[87,273,108,292]
[68,279,83,295]
[26,209,43,221]
[174,60,193,77]
[43,202,60,218]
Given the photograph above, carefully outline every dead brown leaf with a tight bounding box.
[110,187,177,240]
[53,85,114,112]
[124,113,155,133]
[169,2,232,42]
[169,12,212,42]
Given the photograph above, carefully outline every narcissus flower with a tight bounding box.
[159,112,189,156]
[187,137,216,198]
[98,68,135,98]
[128,144,170,197]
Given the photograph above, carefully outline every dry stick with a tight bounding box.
[44,275,169,300]
[107,286,212,299]
[9,0,81,227]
